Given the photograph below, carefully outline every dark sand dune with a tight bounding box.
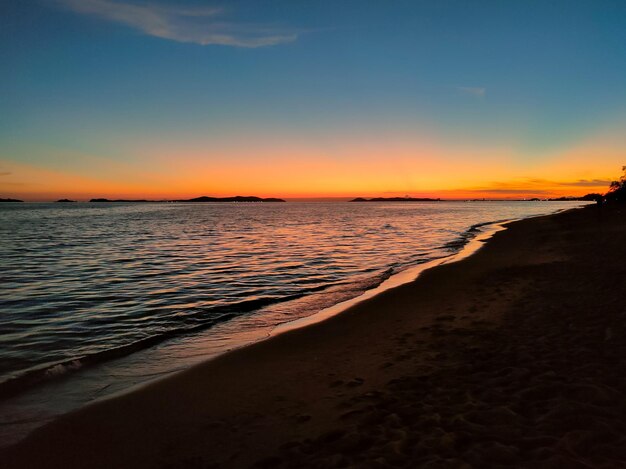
[3,204,626,468]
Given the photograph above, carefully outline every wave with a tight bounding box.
[442,218,510,251]
[0,269,395,400]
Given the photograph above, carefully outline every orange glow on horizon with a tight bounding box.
[1,125,623,201]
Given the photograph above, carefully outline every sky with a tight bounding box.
[1,0,625,200]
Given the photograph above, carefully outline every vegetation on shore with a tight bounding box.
[605,166,626,203]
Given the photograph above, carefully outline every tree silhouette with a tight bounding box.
[605,166,626,203]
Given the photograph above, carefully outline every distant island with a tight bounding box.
[55,199,77,203]
[89,196,286,203]
[89,198,151,203]
[351,197,441,202]
[351,194,600,203]
[176,196,285,203]
[0,198,23,202]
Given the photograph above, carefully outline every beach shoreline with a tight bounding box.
[0,206,556,450]
[5,203,626,468]
[268,218,510,338]
[0,211,515,449]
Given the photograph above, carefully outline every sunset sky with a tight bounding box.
[2,0,625,200]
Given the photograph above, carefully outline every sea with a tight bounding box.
[0,200,587,445]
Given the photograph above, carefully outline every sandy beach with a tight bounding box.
[3,203,626,468]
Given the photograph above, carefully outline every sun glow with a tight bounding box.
[1,121,624,201]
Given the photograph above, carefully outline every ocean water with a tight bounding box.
[0,200,586,443]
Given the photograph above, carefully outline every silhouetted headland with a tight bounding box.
[55,199,76,203]
[545,193,602,201]
[351,196,441,202]
[0,198,23,202]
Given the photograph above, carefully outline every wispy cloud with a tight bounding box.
[462,177,612,196]
[457,86,486,97]
[526,178,611,187]
[58,0,298,47]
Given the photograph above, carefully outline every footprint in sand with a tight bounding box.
[347,378,365,387]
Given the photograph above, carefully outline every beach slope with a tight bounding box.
[4,204,626,468]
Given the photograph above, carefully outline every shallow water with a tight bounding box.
[0,201,585,392]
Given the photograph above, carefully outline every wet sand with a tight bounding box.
[4,203,626,468]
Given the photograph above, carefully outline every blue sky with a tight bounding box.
[1,0,625,199]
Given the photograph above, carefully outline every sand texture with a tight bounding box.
[3,204,626,468]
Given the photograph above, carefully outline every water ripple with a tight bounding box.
[0,201,585,395]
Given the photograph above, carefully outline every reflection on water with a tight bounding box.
[0,201,586,445]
